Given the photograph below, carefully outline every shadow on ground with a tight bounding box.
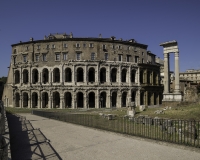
[7,113,62,160]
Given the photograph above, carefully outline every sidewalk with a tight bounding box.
[8,113,200,160]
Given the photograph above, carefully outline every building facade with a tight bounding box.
[180,69,200,83]
[2,33,163,108]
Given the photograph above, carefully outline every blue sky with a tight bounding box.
[0,0,200,77]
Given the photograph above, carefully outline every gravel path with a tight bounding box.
[9,113,200,160]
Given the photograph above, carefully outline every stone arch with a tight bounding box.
[42,68,49,84]
[32,92,38,108]
[77,67,84,82]
[53,68,60,83]
[140,70,144,84]
[15,70,20,84]
[15,92,20,107]
[53,91,60,108]
[23,69,29,84]
[100,67,106,83]
[64,92,72,108]
[111,68,117,82]
[131,91,136,102]
[153,72,157,85]
[154,92,158,105]
[23,92,28,108]
[122,92,127,107]
[88,67,95,82]
[77,92,84,108]
[88,92,95,108]
[65,68,72,82]
[32,69,39,84]
[121,68,127,82]
[131,70,136,83]
[147,92,151,105]
[140,92,144,105]
[111,91,117,107]
[42,92,48,108]
[100,92,106,108]
[147,71,151,84]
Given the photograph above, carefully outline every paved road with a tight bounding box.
[8,113,200,160]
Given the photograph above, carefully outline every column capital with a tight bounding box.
[175,51,179,57]
[164,53,169,58]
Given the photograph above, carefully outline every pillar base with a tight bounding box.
[162,93,182,102]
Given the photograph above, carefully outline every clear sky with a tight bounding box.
[0,0,200,77]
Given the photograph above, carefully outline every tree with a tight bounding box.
[0,77,7,84]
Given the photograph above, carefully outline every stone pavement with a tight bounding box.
[8,113,200,160]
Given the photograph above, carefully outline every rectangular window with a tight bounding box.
[102,44,106,49]
[42,54,47,61]
[127,46,130,50]
[52,44,55,49]
[83,43,86,48]
[142,52,144,56]
[89,43,94,48]
[63,43,67,48]
[23,55,27,62]
[105,53,108,60]
[55,53,60,61]
[46,45,50,49]
[37,45,40,50]
[91,53,95,60]
[135,56,139,63]
[76,53,81,60]
[63,53,67,60]
[76,43,80,48]
[118,45,122,50]
[111,45,115,49]
[118,54,122,61]
[126,55,131,62]
[134,47,137,52]
[13,56,16,64]
[26,46,29,51]
[35,55,39,62]
[142,58,144,63]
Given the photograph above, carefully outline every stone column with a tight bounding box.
[174,51,180,93]
[164,53,170,93]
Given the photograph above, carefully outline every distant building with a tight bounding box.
[180,69,200,83]
[2,33,163,108]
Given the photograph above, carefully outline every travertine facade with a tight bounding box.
[2,33,163,108]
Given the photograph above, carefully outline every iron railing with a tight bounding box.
[32,110,200,148]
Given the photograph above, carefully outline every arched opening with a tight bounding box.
[122,92,127,107]
[159,92,163,104]
[112,92,117,107]
[64,92,72,108]
[42,92,48,108]
[140,92,144,105]
[88,68,95,82]
[23,92,28,108]
[121,69,127,82]
[65,68,72,82]
[53,92,60,108]
[89,92,95,108]
[42,68,49,84]
[111,68,117,82]
[154,93,157,105]
[131,91,136,102]
[15,70,20,84]
[53,68,60,83]
[32,92,38,108]
[148,92,151,105]
[153,72,157,85]
[77,92,84,108]
[23,69,29,84]
[77,68,84,82]
[32,69,39,84]
[100,68,106,83]
[15,93,20,107]
[131,70,136,83]
[140,70,144,84]
[100,92,106,108]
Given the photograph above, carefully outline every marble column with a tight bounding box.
[174,51,180,93]
[164,53,170,93]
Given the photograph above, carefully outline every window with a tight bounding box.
[37,45,40,50]
[83,43,86,48]
[55,53,60,61]
[76,43,80,48]
[134,47,137,52]
[23,55,27,62]
[112,45,115,49]
[42,54,47,61]
[52,44,55,49]
[126,55,131,62]
[142,58,144,63]
[46,45,50,49]
[135,56,139,63]
[63,43,67,48]
[127,46,130,50]
[63,53,67,60]
[142,52,144,56]
[91,53,95,60]
[118,54,122,61]
[105,53,108,60]
[89,43,94,48]
[35,55,39,62]
[102,44,106,49]
[26,46,29,51]
[118,45,122,50]
[13,56,16,64]
[76,53,81,60]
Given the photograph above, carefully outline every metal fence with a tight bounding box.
[32,110,200,148]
